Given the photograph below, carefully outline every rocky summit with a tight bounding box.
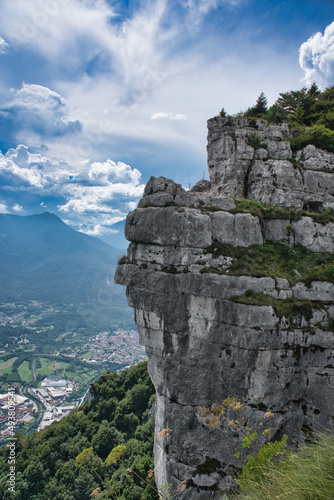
[115,118,334,499]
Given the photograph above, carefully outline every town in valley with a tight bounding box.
[0,300,146,442]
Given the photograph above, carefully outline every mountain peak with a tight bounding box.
[36,212,62,221]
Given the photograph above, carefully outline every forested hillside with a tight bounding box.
[0,362,158,500]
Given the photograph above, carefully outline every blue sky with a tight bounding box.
[0,0,333,248]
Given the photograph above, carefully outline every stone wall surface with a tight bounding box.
[115,118,334,499]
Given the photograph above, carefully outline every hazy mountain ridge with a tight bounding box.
[0,212,124,304]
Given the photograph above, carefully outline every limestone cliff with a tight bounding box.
[115,118,334,499]
[208,117,334,210]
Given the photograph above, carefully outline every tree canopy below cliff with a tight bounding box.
[0,362,159,500]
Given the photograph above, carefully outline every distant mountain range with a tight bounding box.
[0,212,132,325]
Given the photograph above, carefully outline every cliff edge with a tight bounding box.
[115,118,334,498]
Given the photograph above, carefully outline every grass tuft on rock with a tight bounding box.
[233,432,334,500]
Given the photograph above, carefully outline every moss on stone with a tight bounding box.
[138,200,152,208]
[161,264,179,274]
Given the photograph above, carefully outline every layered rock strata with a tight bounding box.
[115,118,334,499]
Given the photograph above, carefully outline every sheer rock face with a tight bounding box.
[115,118,334,499]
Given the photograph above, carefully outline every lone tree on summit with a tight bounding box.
[244,92,268,117]
[254,92,268,115]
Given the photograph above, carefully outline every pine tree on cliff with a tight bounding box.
[253,92,268,116]
[244,92,268,117]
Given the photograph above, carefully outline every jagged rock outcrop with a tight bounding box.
[115,118,334,499]
[208,117,334,210]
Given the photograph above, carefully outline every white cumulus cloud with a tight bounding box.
[0,145,70,190]
[2,83,81,140]
[79,216,124,237]
[80,224,119,237]
[0,202,9,214]
[88,160,141,185]
[12,204,23,212]
[58,158,144,216]
[0,36,9,54]
[299,22,334,88]
[151,112,187,120]
[59,181,144,215]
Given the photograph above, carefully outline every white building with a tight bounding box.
[41,375,73,389]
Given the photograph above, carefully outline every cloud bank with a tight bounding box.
[0,0,169,102]
[0,145,144,236]
[0,84,81,142]
[299,21,334,88]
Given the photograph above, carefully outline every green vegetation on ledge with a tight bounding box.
[231,197,334,224]
[228,291,322,320]
[204,240,334,285]
[118,255,131,265]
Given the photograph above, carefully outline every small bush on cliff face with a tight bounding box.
[247,132,267,149]
[290,123,334,152]
[202,398,334,500]
[237,435,288,489]
[118,255,130,265]
[199,399,289,498]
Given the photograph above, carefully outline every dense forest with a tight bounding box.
[221,83,334,153]
[0,362,159,500]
